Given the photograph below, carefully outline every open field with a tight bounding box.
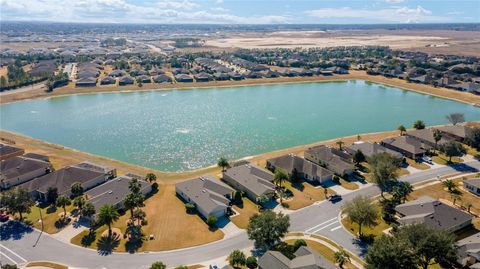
[2,70,480,107]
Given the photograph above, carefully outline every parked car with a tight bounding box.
[422,156,433,164]
[0,213,9,222]
[329,194,342,202]
[209,264,220,269]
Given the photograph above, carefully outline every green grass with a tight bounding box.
[431,153,463,165]
[22,204,75,234]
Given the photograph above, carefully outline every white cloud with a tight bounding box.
[210,7,229,12]
[306,6,449,23]
[215,0,223,3]
[385,0,405,3]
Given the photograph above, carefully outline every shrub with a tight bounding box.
[185,203,196,213]
[293,239,307,251]
[332,175,340,184]
[207,215,217,227]
[246,256,258,268]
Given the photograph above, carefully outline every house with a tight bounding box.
[230,72,244,80]
[19,162,115,201]
[381,136,429,160]
[346,141,403,159]
[463,178,480,196]
[119,76,134,85]
[85,175,151,213]
[153,74,172,83]
[222,164,276,202]
[457,232,480,268]
[266,154,333,184]
[136,75,151,83]
[0,144,25,161]
[100,76,116,85]
[304,145,354,176]
[258,246,339,269]
[436,125,473,142]
[194,72,213,82]
[0,156,53,189]
[23,153,49,162]
[108,70,126,77]
[405,128,452,148]
[175,74,194,83]
[395,196,472,232]
[176,175,234,219]
[213,73,230,81]
[75,77,97,87]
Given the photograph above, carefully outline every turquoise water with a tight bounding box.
[1,80,479,172]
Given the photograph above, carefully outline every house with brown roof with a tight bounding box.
[176,175,234,219]
[395,196,472,232]
[304,145,354,176]
[381,136,430,160]
[436,125,474,142]
[1,156,53,189]
[258,246,339,269]
[266,154,333,184]
[346,141,403,159]
[0,144,24,161]
[222,164,276,202]
[406,128,452,148]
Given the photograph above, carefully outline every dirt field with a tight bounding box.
[2,70,479,106]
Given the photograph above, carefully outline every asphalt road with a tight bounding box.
[2,160,479,269]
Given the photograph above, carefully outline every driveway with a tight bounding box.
[2,160,479,268]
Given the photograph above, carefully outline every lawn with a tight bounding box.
[405,158,430,170]
[431,152,464,165]
[339,178,359,190]
[465,145,479,156]
[285,239,356,269]
[22,204,75,234]
[282,180,336,210]
[71,184,224,252]
[231,197,259,229]
[341,205,391,238]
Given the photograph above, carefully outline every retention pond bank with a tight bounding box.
[1,80,479,171]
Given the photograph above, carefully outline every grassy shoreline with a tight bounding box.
[1,70,479,106]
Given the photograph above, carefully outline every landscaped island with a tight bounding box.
[1,80,479,172]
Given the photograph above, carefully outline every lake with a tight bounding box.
[1,80,479,172]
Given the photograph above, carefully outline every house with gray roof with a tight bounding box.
[222,164,276,202]
[406,128,452,148]
[381,136,429,160]
[457,232,480,268]
[1,156,53,189]
[0,144,24,161]
[395,196,472,232]
[86,175,151,213]
[464,178,480,196]
[266,154,333,184]
[436,125,474,142]
[304,145,354,176]
[20,162,115,201]
[346,141,404,159]
[258,246,339,269]
[176,175,234,219]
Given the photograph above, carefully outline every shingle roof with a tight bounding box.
[176,175,234,216]
[436,125,473,140]
[223,164,275,197]
[258,246,339,269]
[406,129,451,145]
[1,156,52,186]
[395,196,472,231]
[346,142,403,159]
[382,136,428,155]
[464,178,480,189]
[304,145,354,175]
[267,154,333,180]
[0,144,24,158]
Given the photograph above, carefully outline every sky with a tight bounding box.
[0,0,479,24]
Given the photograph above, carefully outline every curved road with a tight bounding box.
[2,161,479,269]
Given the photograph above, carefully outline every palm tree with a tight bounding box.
[146,173,157,183]
[98,204,120,237]
[465,201,473,212]
[451,192,462,206]
[334,249,351,269]
[356,134,361,141]
[73,196,85,211]
[274,169,289,204]
[433,129,443,151]
[217,157,230,172]
[56,195,71,219]
[442,179,456,193]
[336,140,345,150]
[397,125,406,135]
[124,193,137,220]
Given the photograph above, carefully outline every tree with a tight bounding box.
[397,125,407,135]
[207,215,217,227]
[465,201,473,212]
[46,187,58,204]
[352,150,366,166]
[245,256,258,269]
[73,196,85,211]
[217,156,230,172]
[149,261,166,269]
[55,195,71,219]
[357,134,361,141]
[233,191,243,205]
[70,182,84,198]
[247,211,290,250]
[368,153,401,198]
[0,188,34,220]
[446,113,465,125]
[432,129,442,150]
[97,204,120,237]
[133,209,146,226]
[293,239,307,250]
[451,192,462,205]
[413,120,425,130]
[273,169,288,204]
[81,203,96,220]
[442,141,466,162]
[336,140,345,150]
[0,76,7,87]
[442,179,457,193]
[228,249,246,267]
[466,127,480,150]
[343,196,377,237]
[395,224,457,269]
[392,182,413,203]
[365,234,418,269]
[334,249,351,269]
[124,193,139,220]
[146,173,157,183]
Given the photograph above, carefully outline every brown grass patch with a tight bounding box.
[27,261,68,269]
[231,197,259,229]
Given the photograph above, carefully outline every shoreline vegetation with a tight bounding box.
[1,70,480,106]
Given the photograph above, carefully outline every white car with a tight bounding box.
[422,156,433,164]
